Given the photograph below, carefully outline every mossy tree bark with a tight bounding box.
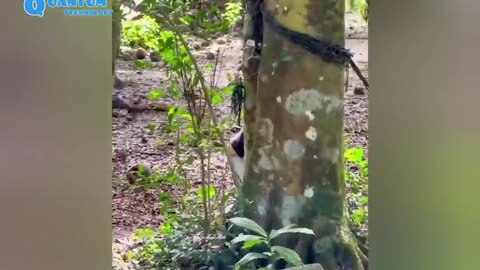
[240,0,366,269]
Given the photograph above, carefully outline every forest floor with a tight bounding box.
[112,13,368,269]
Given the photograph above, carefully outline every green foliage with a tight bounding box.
[221,2,243,29]
[122,15,161,50]
[227,217,314,269]
[270,246,303,267]
[148,89,167,101]
[147,123,157,135]
[134,59,155,70]
[196,186,217,201]
[357,0,369,22]
[344,145,369,226]
[130,167,178,190]
[346,0,368,22]
[130,227,159,264]
[125,0,244,41]
[128,45,237,264]
[128,224,211,269]
[229,217,268,238]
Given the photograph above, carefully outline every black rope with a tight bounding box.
[262,8,369,90]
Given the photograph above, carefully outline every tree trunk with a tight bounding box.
[112,0,126,89]
[240,0,366,269]
[345,0,353,12]
[112,0,122,75]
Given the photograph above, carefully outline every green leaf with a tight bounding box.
[150,172,162,183]
[126,252,136,260]
[179,134,190,144]
[159,192,171,203]
[180,15,195,24]
[269,227,315,240]
[148,89,166,100]
[160,221,174,235]
[360,197,368,205]
[212,92,224,104]
[345,147,364,163]
[230,234,266,245]
[167,106,177,122]
[196,186,217,201]
[223,85,236,95]
[179,112,192,120]
[166,172,178,183]
[137,164,147,176]
[133,228,155,240]
[271,246,303,267]
[235,252,269,270]
[352,208,367,225]
[134,59,145,68]
[244,239,266,249]
[228,217,268,238]
[147,123,156,134]
[171,85,182,99]
[205,63,215,71]
[175,106,188,116]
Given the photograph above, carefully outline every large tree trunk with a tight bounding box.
[240,0,366,269]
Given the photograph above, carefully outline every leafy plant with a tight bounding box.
[228,217,315,270]
[221,2,243,29]
[127,224,210,269]
[122,15,161,50]
[128,8,244,239]
[344,146,369,226]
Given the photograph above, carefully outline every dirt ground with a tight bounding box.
[112,13,368,269]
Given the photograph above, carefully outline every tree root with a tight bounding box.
[336,218,368,270]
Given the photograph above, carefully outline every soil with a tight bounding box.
[112,13,368,269]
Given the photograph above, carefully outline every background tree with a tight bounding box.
[112,0,127,89]
[240,0,367,269]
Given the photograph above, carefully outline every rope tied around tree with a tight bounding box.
[262,8,369,90]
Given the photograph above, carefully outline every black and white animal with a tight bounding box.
[228,129,245,181]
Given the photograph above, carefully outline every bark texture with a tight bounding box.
[240,0,365,269]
